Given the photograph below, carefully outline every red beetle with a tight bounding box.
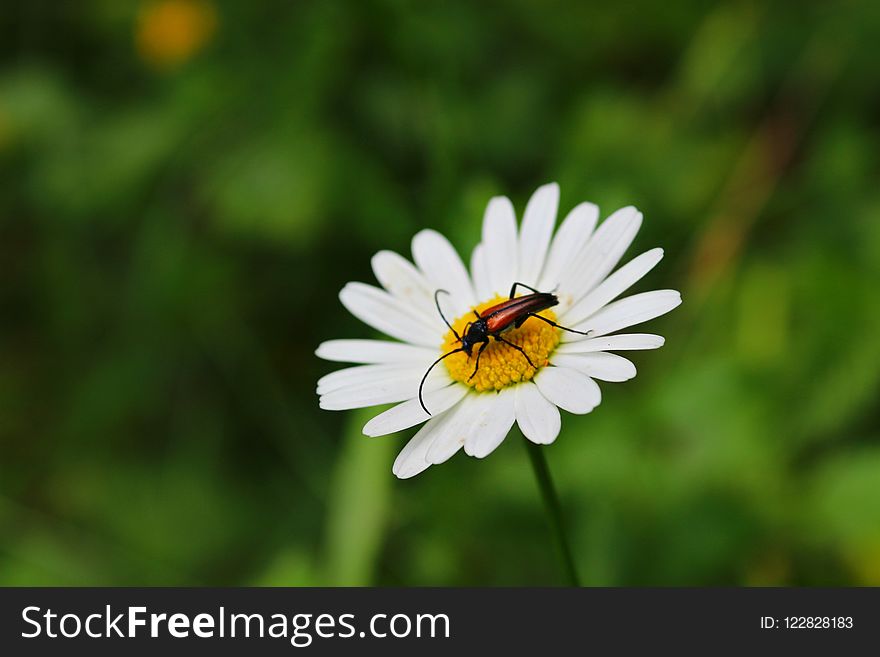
[419,282,591,414]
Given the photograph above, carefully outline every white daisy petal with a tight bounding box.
[482,196,519,297]
[569,290,682,338]
[371,250,440,326]
[555,334,665,354]
[534,366,602,415]
[551,353,637,382]
[425,393,488,465]
[317,363,427,395]
[470,243,492,301]
[518,182,559,286]
[561,248,664,326]
[560,206,642,304]
[538,201,599,292]
[392,415,449,479]
[362,383,468,437]
[464,387,517,458]
[339,282,439,347]
[515,381,561,445]
[316,339,436,364]
[412,229,476,316]
[319,367,448,410]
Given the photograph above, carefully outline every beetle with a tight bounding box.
[418,282,592,414]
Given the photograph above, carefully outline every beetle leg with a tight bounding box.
[495,335,536,369]
[468,341,489,381]
[473,310,482,320]
[527,313,592,336]
[508,281,543,299]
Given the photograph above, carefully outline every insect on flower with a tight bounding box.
[316,182,682,478]
[419,283,590,414]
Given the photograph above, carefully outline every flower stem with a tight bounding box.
[523,437,581,586]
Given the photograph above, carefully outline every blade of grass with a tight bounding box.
[322,408,394,586]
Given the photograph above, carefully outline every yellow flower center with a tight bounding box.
[442,296,560,392]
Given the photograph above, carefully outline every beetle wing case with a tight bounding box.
[483,293,558,333]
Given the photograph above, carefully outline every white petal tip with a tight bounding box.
[369,250,387,267]
[337,283,355,305]
[574,201,600,215]
[412,228,435,241]
[410,229,442,255]
[361,424,383,438]
[392,464,429,479]
[319,397,364,412]
[485,196,515,217]
[463,442,487,459]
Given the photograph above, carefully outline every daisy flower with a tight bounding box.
[317,183,681,479]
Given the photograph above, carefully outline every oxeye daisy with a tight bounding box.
[317,183,681,480]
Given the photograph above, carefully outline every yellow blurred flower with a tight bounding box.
[136,0,217,71]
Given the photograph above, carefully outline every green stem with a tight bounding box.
[523,437,581,586]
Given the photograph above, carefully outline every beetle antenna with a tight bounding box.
[419,347,465,415]
[434,289,460,341]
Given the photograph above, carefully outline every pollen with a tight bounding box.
[442,297,560,392]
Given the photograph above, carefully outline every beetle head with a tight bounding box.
[461,320,488,356]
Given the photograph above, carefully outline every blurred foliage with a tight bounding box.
[1,0,879,586]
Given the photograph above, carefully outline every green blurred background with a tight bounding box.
[1,0,879,586]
